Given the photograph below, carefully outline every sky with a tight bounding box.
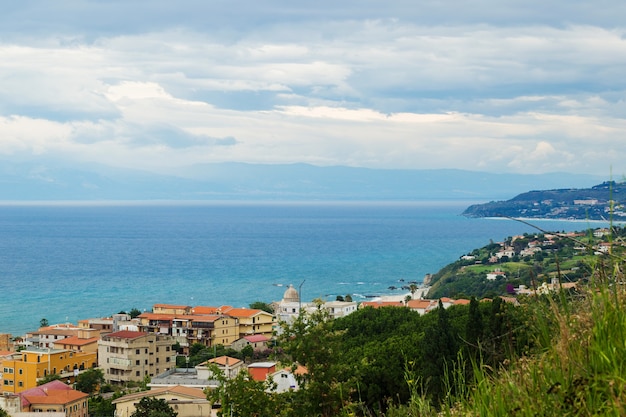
[1,1,625,177]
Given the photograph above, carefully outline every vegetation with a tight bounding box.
[130,397,177,417]
[75,368,104,394]
[203,224,626,416]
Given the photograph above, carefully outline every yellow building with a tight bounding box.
[222,308,275,338]
[1,347,97,393]
[113,385,215,417]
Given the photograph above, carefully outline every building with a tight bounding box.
[16,380,88,417]
[230,334,270,352]
[2,348,97,394]
[319,301,358,319]
[198,356,244,380]
[247,362,277,382]
[137,312,239,352]
[112,385,215,417]
[98,331,175,385]
[221,308,274,338]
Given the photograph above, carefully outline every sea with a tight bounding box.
[0,200,610,336]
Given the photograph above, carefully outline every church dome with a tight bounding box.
[283,284,300,303]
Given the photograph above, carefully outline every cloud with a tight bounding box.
[0,1,625,177]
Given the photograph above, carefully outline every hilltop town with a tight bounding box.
[1,224,625,417]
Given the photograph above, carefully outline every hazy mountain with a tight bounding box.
[0,159,607,202]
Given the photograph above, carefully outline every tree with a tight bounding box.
[89,395,116,417]
[130,397,177,417]
[249,301,274,313]
[207,365,283,417]
[37,374,62,385]
[0,407,10,417]
[129,308,142,319]
[75,368,104,394]
[241,344,254,362]
[40,318,49,328]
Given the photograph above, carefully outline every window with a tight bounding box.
[136,371,140,376]
[135,349,140,355]
[18,369,23,375]
[135,360,140,365]
[18,381,23,387]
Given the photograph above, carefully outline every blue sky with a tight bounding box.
[1,1,625,176]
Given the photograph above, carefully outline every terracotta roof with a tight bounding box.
[243,334,269,343]
[207,356,242,367]
[112,385,206,404]
[453,299,471,305]
[53,336,98,346]
[103,330,147,340]
[224,308,266,318]
[20,381,87,408]
[406,300,435,309]
[192,305,232,315]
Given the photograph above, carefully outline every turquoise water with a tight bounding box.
[0,201,605,336]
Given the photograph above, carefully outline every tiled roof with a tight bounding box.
[112,385,206,404]
[153,304,192,310]
[224,308,266,318]
[103,330,147,340]
[53,336,99,346]
[206,356,242,367]
[20,381,87,408]
[243,334,269,343]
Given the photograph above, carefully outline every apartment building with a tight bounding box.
[221,308,275,338]
[98,331,175,384]
[2,348,97,393]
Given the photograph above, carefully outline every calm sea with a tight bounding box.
[0,201,606,336]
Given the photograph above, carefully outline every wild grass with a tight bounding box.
[385,243,626,416]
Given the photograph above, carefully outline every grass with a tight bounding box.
[383,246,626,416]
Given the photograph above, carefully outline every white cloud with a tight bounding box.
[0,2,625,177]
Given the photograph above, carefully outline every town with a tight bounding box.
[1,226,623,417]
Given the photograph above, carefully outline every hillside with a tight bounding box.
[427,224,626,299]
[462,181,626,221]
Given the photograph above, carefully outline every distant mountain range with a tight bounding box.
[0,158,609,202]
[462,181,626,221]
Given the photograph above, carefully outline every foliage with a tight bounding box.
[249,301,274,313]
[75,367,104,394]
[89,395,116,417]
[130,397,177,417]
[129,308,142,319]
[40,318,49,328]
[207,364,285,417]
[37,373,62,385]
[0,408,9,417]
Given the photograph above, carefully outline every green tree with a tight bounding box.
[130,397,177,417]
[207,365,282,417]
[89,395,116,417]
[129,308,142,319]
[0,407,10,417]
[278,306,355,417]
[75,368,104,394]
[249,301,274,313]
[241,344,254,362]
[37,373,62,385]
[40,318,49,328]
[419,300,457,405]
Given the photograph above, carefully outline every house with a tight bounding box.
[268,365,307,393]
[25,324,82,349]
[112,385,215,417]
[406,299,437,315]
[230,334,270,352]
[98,331,175,385]
[52,334,99,354]
[221,307,275,338]
[137,311,239,352]
[197,356,244,380]
[319,301,358,319]
[247,362,277,382]
[153,304,193,315]
[17,380,88,417]
[1,348,97,393]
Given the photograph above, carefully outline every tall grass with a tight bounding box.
[383,243,626,416]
